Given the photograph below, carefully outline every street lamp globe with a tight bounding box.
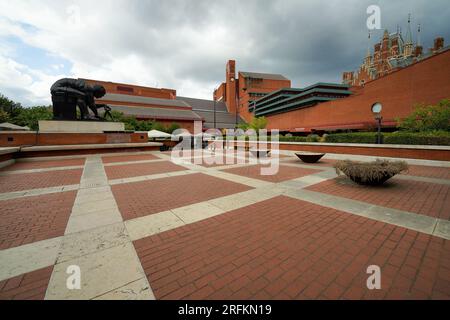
[371,102,382,114]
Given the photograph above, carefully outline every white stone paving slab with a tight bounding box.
[0,184,80,201]
[0,237,62,281]
[65,208,123,234]
[434,220,450,240]
[71,198,120,216]
[103,158,166,167]
[57,223,130,263]
[125,210,185,241]
[45,243,146,300]
[93,277,155,300]
[171,202,225,224]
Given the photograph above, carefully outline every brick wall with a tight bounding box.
[238,73,291,123]
[266,49,450,132]
[218,141,450,161]
[0,132,148,147]
[83,79,177,99]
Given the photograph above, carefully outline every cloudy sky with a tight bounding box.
[1,0,449,106]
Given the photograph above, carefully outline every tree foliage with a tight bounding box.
[109,110,180,133]
[13,106,53,130]
[397,99,450,132]
[238,116,268,132]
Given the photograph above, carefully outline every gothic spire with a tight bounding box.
[405,13,413,44]
[366,31,371,57]
[417,23,421,46]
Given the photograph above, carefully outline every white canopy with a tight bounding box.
[147,130,172,138]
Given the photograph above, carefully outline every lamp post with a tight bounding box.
[213,96,217,130]
[371,102,383,144]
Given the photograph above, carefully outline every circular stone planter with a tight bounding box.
[346,173,395,186]
[250,149,271,158]
[334,159,408,186]
[295,152,325,163]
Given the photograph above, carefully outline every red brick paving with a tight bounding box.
[306,177,450,220]
[0,158,85,171]
[0,191,76,250]
[0,169,83,193]
[112,173,252,220]
[0,266,53,300]
[282,157,337,167]
[104,161,186,180]
[195,156,249,167]
[102,154,159,164]
[405,165,450,180]
[134,196,450,300]
[222,164,322,183]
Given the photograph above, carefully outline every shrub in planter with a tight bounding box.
[278,136,307,142]
[384,131,450,146]
[325,132,380,144]
[334,159,408,186]
[306,134,320,142]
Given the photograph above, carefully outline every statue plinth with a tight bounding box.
[38,120,125,133]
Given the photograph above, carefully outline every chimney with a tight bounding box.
[342,72,354,85]
[225,60,237,114]
[414,45,423,57]
[433,37,444,52]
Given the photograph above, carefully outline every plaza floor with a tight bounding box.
[0,149,449,300]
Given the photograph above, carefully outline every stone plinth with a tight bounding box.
[39,121,125,133]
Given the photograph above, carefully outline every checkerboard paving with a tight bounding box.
[0,169,83,193]
[134,196,450,300]
[222,164,323,183]
[0,266,54,300]
[0,158,85,171]
[306,177,450,220]
[0,191,77,250]
[405,165,450,180]
[0,151,449,301]
[102,154,159,164]
[112,173,253,220]
[104,161,186,180]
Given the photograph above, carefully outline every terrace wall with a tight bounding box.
[266,49,450,132]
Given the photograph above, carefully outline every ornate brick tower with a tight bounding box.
[403,14,414,57]
[342,15,444,87]
[225,60,237,114]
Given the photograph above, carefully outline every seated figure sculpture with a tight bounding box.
[50,78,110,121]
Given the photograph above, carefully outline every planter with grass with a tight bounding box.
[295,152,325,163]
[334,159,408,186]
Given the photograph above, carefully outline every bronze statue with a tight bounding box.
[50,78,111,121]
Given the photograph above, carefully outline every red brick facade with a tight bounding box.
[214,60,291,123]
[83,79,177,99]
[266,48,450,132]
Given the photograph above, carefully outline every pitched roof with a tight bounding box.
[239,71,289,81]
[177,96,228,112]
[100,93,191,108]
[193,110,244,129]
[177,96,244,128]
[108,105,202,121]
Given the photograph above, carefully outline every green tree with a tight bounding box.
[237,117,268,132]
[249,116,268,131]
[165,122,181,134]
[397,99,450,132]
[0,93,23,118]
[0,109,10,123]
[12,106,53,130]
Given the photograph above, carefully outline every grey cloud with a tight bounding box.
[1,0,450,105]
